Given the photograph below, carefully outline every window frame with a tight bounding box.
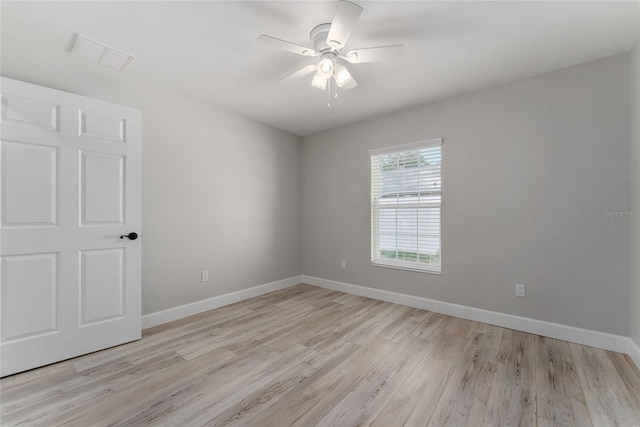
[369,138,443,274]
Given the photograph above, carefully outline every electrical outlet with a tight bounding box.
[201,271,209,282]
[515,283,525,297]
[340,260,346,270]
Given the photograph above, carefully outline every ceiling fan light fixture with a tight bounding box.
[341,78,358,91]
[317,56,335,79]
[334,63,353,87]
[311,73,328,90]
[257,0,404,102]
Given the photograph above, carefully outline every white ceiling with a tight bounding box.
[1,1,639,136]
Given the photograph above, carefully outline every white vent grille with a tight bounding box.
[71,34,135,71]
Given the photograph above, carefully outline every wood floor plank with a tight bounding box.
[0,360,77,405]
[484,329,536,427]
[378,307,431,343]
[286,337,399,427]
[2,284,640,427]
[411,311,452,339]
[2,351,187,426]
[0,356,134,416]
[206,339,361,426]
[175,345,321,426]
[175,301,317,360]
[331,302,412,347]
[313,335,428,426]
[371,330,467,427]
[261,301,365,351]
[110,344,316,427]
[71,305,255,371]
[535,336,591,427]
[609,352,640,411]
[570,343,640,425]
[245,337,393,427]
[301,299,388,351]
[427,330,503,426]
[588,409,640,427]
[75,345,270,427]
[444,316,478,341]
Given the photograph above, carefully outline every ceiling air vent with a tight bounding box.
[71,34,135,71]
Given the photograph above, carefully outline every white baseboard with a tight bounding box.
[302,275,640,368]
[630,339,640,370]
[142,275,302,330]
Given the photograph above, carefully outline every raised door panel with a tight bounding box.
[1,94,59,132]
[78,109,126,143]
[80,248,124,325]
[80,151,125,226]
[1,141,58,227]
[1,253,58,342]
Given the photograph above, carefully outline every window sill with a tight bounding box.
[371,261,441,275]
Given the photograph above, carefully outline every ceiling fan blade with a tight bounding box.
[257,35,318,56]
[344,45,404,63]
[278,64,317,82]
[326,0,363,49]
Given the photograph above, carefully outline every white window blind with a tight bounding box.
[370,138,442,274]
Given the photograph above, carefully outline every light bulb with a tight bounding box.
[316,56,334,79]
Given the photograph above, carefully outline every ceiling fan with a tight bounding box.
[256,0,404,107]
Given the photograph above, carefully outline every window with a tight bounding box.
[370,138,442,273]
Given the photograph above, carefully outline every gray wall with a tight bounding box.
[1,34,302,315]
[302,54,631,336]
[3,32,636,338]
[631,39,640,347]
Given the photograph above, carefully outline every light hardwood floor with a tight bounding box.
[2,284,640,426]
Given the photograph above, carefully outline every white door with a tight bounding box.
[0,77,141,377]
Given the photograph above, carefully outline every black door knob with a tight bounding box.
[120,232,138,240]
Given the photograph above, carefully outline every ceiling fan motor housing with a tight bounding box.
[310,23,334,53]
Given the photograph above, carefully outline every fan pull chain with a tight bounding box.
[327,77,332,108]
